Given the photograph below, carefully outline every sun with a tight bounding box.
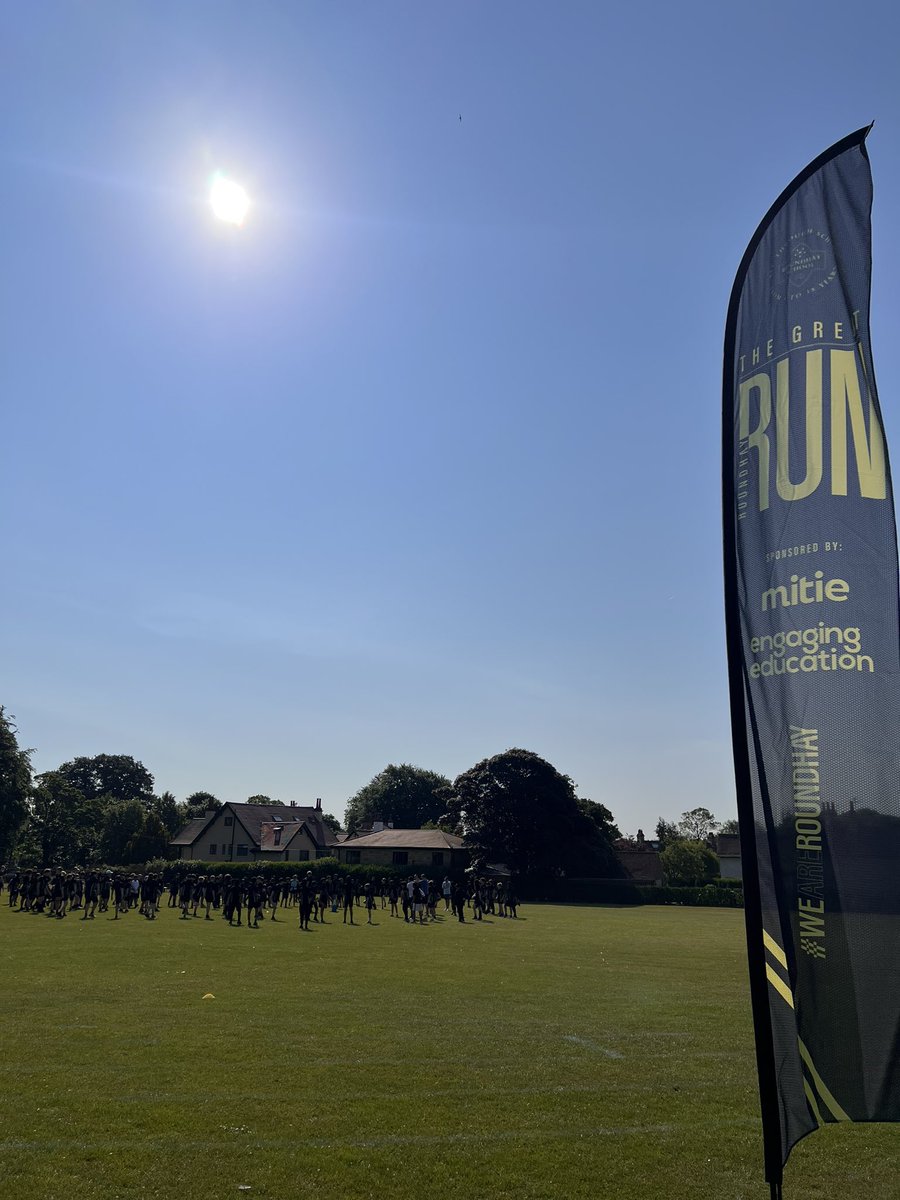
[209,172,250,226]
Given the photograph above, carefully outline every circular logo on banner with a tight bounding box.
[770,229,837,302]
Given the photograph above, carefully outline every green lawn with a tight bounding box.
[1,899,896,1199]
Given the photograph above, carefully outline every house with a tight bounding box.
[616,848,664,886]
[337,826,468,870]
[170,800,340,863]
[715,834,742,880]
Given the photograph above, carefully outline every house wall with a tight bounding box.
[718,855,743,880]
[181,808,254,862]
[338,846,463,868]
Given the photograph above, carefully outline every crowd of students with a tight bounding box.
[1,868,520,928]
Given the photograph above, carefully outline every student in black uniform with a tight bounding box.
[342,875,355,924]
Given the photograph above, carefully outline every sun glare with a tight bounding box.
[209,172,250,226]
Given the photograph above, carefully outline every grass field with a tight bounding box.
[1,899,897,1200]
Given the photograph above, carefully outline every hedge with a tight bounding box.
[142,859,471,887]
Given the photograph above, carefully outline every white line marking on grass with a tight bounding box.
[563,1034,624,1058]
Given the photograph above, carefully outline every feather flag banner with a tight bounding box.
[723,127,900,1197]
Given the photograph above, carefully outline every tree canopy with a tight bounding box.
[0,708,32,862]
[677,807,719,841]
[53,754,154,807]
[183,792,221,818]
[344,764,450,835]
[442,748,620,878]
[660,839,718,886]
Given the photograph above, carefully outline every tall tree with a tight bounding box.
[100,799,147,865]
[677,807,719,841]
[248,795,284,805]
[655,818,679,850]
[443,748,621,878]
[660,839,718,886]
[126,812,169,863]
[0,707,32,861]
[577,798,621,842]
[53,755,154,807]
[321,812,342,834]
[28,771,103,866]
[149,791,183,837]
[344,764,450,835]
[183,792,221,818]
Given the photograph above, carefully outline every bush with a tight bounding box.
[639,884,743,908]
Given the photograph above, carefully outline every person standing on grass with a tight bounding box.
[224,875,243,926]
[451,880,466,922]
[50,871,65,918]
[442,876,452,910]
[364,881,375,924]
[80,872,98,921]
[318,876,329,924]
[298,872,314,931]
[342,874,355,924]
[178,875,193,919]
[388,878,399,918]
[112,873,127,918]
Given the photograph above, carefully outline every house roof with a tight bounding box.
[170,803,339,851]
[715,834,741,857]
[229,803,339,849]
[169,817,212,846]
[341,828,465,851]
[259,819,318,852]
[616,849,664,883]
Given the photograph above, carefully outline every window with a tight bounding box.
[392,851,408,865]
[224,815,233,827]
[237,844,248,857]
[315,849,330,859]
[346,850,360,864]
[431,852,444,866]
[273,827,282,847]
[296,850,309,861]
[209,844,217,856]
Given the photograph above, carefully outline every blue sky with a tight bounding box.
[4,2,900,834]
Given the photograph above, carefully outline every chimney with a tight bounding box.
[315,798,322,812]
[372,820,384,833]
[204,810,215,820]
[387,821,394,829]
[290,800,296,807]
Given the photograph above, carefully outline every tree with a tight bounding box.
[344,764,451,835]
[442,748,621,878]
[247,794,279,805]
[149,791,183,837]
[655,818,679,850]
[719,818,740,835]
[321,812,342,834]
[660,839,718,886]
[28,771,103,866]
[677,807,719,841]
[100,800,147,865]
[53,755,154,807]
[183,792,221,818]
[0,707,32,862]
[577,799,621,842]
[126,813,169,864]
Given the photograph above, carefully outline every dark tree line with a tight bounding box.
[2,708,623,879]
